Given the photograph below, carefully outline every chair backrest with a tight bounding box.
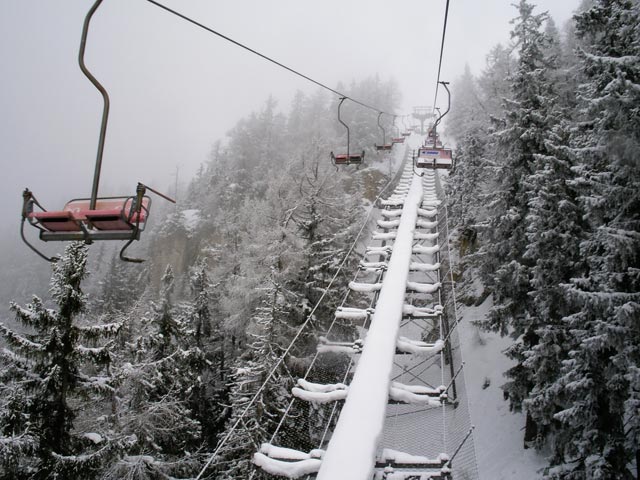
[64,196,150,216]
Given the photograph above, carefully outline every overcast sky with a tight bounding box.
[0,0,581,261]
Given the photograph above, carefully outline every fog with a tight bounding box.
[0,0,580,271]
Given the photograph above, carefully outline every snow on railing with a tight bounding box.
[406,281,441,294]
[389,382,447,405]
[417,207,438,218]
[372,231,397,240]
[378,449,450,466]
[291,379,348,404]
[409,261,441,271]
[417,219,439,229]
[316,337,364,354]
[380,209,403,218]
[253,444,323,478]
[403,304,443,317]
[334,306,374,320]
[377,219,401,229]
[349,281,383,292]
[396,337,445,355]
[316,173,424,480]
[413,245,440,255]
[414,231,440,241]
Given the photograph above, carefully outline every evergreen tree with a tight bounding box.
[183,261,229,447]
[542,1,640,477]
[213,282,293,479]
[0,243,120,479]
[104,264,203,479]
[481,0,554,338]
[518,115,584,450]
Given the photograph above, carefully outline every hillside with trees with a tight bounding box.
[446,0,639,477]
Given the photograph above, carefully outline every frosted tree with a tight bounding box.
[183,261,229,446]
[0,242,120,479]
[518,114,584,448]
[542,1,640,477]
[103,264,204,479]
[481,0,555,337]
[213,282,294,479]
[446,64,492,259]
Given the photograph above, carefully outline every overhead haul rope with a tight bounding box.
[431,0,451,112]
[195,163,405,479]
[146,0,399,117]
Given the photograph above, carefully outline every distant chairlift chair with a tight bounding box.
[415,81,454,170]
[330,97,365,168]
[374,112,393,151]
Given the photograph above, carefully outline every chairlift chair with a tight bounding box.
[415,81,454,170]
[374,112,393,151]
[415,147,453,169]
[20,0,175,263]
[330,97,365,168]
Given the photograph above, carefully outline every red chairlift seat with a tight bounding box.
[402,131,411,137]
[375,144,393,151]
[391,137,405,144]
[27,195,151,242]
[331,151,365,166]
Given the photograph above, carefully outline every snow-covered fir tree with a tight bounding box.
[541,1,640,477]
[103,264,203,479]
[0,243,120,479]
[213,280,293,479]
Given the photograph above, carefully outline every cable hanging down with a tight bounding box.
[431,0,451,112]
[145,0,398,117]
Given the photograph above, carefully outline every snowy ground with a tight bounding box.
[457,294,548,479]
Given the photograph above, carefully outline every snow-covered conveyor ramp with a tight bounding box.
[316,172,424,479]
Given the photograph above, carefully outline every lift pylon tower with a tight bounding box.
[412,106,434,135]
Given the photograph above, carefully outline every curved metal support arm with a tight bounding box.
[337,97,350,157]
[432,81,451,142]
[79,0,109,210]
[20,189,59,262]
[377,112,386,145]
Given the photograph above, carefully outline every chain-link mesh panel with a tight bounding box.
[437,172,480,480]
